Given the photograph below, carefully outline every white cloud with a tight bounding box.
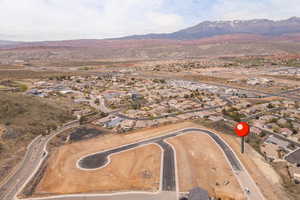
[212,0,300,20]
[146,12,184,31]
[0,0,184,41]
[0,0,299,41]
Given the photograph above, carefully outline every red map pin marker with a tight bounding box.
[234,122,250,154]
[234,122,250,137]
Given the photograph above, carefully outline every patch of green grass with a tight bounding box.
[16,82,28,92]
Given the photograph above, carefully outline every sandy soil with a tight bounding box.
[35,121,284,199]
[35,122,196,195]
[36,144,161,195]
[167,133,244,200]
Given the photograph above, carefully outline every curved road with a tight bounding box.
[0,127,266,200]
[0,121,80,200]
[74,128,261,199]
[77,128,243,191]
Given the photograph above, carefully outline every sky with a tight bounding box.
[0,0,299,41]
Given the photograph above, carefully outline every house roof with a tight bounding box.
[264,135,289,148]
[285,149,300,165]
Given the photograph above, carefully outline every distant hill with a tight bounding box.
[121,17,300,40]
[0,40,23,48]
[1,17,300,62]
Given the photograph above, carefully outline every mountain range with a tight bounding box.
[121,17,300,40]
[1,17,300,47]
[0,17,300,62]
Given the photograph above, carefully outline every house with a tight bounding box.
[188,187,209,200]
[260,115,276,122]
[247,77,272,86]
[264,135,290,149]
[131,92,143,101]
[208,115,223,122]
[104,117,124,128]
[197,111,214,118]
[176,114,191,120]
[261,143,280,161]
[59,89,74,94]
[26,89,48,97]
[135,121,147,129]
[119,120,135,131]
[277,118,288,127]
[263,123,280,130]
[251,127,262,136]
[280,128,293,137]
[283,100,296,108]
[74,98,90,104]
[285,149,300,166]
[252,120,265,128]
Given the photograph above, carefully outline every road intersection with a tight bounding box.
[1,125,265,200]
[4,79,297,200]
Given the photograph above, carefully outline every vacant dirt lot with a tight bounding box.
[167,133,244,200]
[35,123,198,195]
[33,121,281,199]
[35,122,199,195]
[36,144,161,195]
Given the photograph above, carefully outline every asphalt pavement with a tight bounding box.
[1,126,264,200]
[0,122,80,200]
[78,128,244,195]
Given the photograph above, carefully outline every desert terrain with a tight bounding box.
[22,122,288,200]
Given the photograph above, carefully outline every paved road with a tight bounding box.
[138,73,300,101]
[77,128,264,200]
[242,107,283,121]
[0,136,44,200]
[78,129,243,173]
[91,88,224,122]
[276,87,300,95]
[115,106,221,121]
[1,125,264,200]
[156,141,176,191]
[0,122,80,200]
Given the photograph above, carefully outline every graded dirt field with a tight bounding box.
[167,133,244,200]
[36,144,161,195]
[34,121,285,199]
[35,122,198,195]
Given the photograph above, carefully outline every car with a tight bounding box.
[244,188,251,194]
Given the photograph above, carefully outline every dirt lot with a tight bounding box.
[33,121,284,199]
[167,133,244,200]
[34,122,197,195]
[36,144,161,195]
